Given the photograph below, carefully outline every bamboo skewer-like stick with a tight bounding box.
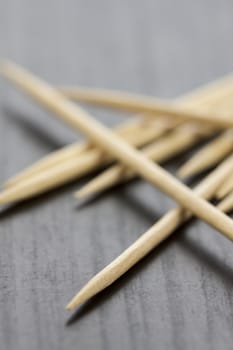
[216,174,233,199]
[4,119,166,188]
[0,151,109,204]
[177,130,233,179]
[59,87,233,129]
[66,154,233,310]
[0,126,176,204]
[61,74,233,110]
[4,73,233,190]
[218,190,233,213]
[75,126,201,198]
[4,142,89,188]
[1,61,233,238]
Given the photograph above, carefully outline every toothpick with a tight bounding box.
[75,126,201,198]
[0,124,173,204]
[174,73,233,106]
[2,61,233,238]
[66,154,233,310]
[4,119,166,188]
[218,190,233,213]
[178,130,233,179]
[61,74,233,109]
[4,142,89,188]
[215,174,233,199]
[0,150,111,204]
[59,86,233,129]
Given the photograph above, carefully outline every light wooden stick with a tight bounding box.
[61,73,233,110]
[5,73,233,189]
[59,87,233,129]
[178,130,233,179]
[0,151,110,204]
[218,190,233,213]
[75,126,201,198]
[4,142,89,188]
[0,125,175,204]
[215,174,233,199]
[4,119,166,188]
[2,61,233,238]
[66,154,233,310]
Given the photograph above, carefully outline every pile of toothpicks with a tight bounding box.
[0,60,233,312]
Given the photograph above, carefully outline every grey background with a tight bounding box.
[0,1,233,349]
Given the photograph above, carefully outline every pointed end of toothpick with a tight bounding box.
[177,166,192,179]
[217,195,233,214]
[215,189,227,200]
[73,190,82,199]
[65,303,73,311]
[65,293,84,311]
[73,188,91,199]
[216,186,231,200]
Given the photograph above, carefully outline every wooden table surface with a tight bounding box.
[0,1,233,349]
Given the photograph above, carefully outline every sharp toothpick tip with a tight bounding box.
[73,191,81,199]
[73,190,86,199]
[65,298,81,311]
[65,303,72,311]
[177,168,190,179]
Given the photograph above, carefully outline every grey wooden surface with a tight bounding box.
[0,1,233,349]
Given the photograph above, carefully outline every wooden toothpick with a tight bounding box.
[75,126,202,198]
[2,61,233,238]
[59,86,233,129]
[0,124,173,204]
[4,119,165,188]
[0,151,109,204]
[66,154,233,310]
[61,73,233,109]
[4,142,89,188]
[218,190,233,213]
[216,174,233,199]
[178,130,233,179]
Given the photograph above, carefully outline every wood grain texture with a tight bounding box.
[0,1,233,349]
